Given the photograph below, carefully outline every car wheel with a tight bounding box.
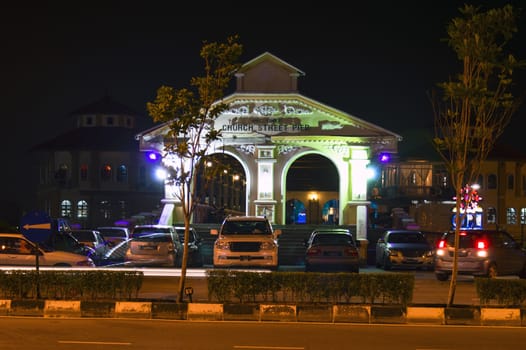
[435,273,448,281]
[382,255,391,270]
[487,263,498,278]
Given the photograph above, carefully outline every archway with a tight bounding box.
[285,154,339,225]
[194,153,247,223]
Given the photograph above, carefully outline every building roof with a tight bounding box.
[69,95,141,117]
[31,127,140,152]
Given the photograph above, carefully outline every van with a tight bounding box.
[434,229,526,281]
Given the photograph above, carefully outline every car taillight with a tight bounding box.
[437,239,446,248]
[476,240,488,249]
[307,248,321,256]
[344,248,358,257]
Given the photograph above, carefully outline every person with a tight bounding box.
[18,240,33,254]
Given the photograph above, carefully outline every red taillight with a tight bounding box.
[344,248,359,257]
[307,248,321,256]
[475,240,487,249]
[437,240,446,248]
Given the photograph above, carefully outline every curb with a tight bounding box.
[0,299,524,326]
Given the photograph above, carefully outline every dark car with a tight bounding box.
[43,231,97,260]
[375,229,435,270]
[434,229,526,281]
[71,229,110,264]
[174,226,204,267]
[304,228,360,272]
[95,226,130,247]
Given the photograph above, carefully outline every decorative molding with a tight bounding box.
[236,144,256,155]
[277,145,298,155]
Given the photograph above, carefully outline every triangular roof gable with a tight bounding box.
[218,92,402,140]
[235,52,305,93]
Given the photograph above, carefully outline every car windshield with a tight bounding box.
[133,233,172,242]
[133,227,172,237]
[98,228,127,238]
[388,233,427,244]
[445,231,485,248]
[223,221,270,234]
[312,234,354,246]
[72,231,95,241]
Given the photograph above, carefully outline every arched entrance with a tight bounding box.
[194,153,247,223]
[285,154,339,225]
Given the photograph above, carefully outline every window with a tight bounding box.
[521,208,526,225]
[507,174,514,190]
[60,200,72,218]
[117,164,128,182]
[409,171,417,185]
[487,207,496,224]
[56,164,68,184]
[80,164,88,181]
[100,200,111,219]
[77,200,88,219]
[506,207,517,225]
[476,174,484,189]
[487,174,497,189]
[101,164,112,181]
[106,116,114,126]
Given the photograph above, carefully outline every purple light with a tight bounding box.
[378,153,391,163]
[146,152,160,162]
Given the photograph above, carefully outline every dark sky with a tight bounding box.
[2,1,525,216]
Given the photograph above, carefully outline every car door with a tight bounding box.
[493,232,525,274]
[0,237,36,266]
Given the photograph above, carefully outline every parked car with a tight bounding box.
[0,233,95,267]
[95,226,130,247]
[70,229,110,264]
[434,229,526,281]
[43,231,97,259]
[210,216,281,270]
[304,228,360,272]
[174,226,204,267]
[125,225,183,267]
[99,239,130,267]
[375,229,435,270]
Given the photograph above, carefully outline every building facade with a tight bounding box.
[136,52,402,241]
[32,96,164,228]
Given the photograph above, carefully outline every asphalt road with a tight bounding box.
[1,318,525,350]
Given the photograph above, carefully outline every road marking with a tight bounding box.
[233,346,304,349]
[58,341,131,346]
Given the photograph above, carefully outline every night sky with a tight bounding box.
[2,1,525,221]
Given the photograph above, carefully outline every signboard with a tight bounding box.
[20,210,53,243]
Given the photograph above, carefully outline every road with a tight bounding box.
[1,317,525,350]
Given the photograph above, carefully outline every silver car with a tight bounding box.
[434,229,526,281]
[125,225,182,267]
[0,233,95,267]
[375,229,435,270]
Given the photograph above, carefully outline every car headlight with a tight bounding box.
[260,241,276,250]
[388,249,400,257]
[215,240,230,250]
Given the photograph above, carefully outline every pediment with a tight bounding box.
[217,93,401,140]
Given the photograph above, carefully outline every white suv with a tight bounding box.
[210,216,281,269]
[0,233,95,267]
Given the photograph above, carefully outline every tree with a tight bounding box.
[431,4,525,306]
[146,36,243,303]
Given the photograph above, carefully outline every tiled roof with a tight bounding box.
[69,95,140,116]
